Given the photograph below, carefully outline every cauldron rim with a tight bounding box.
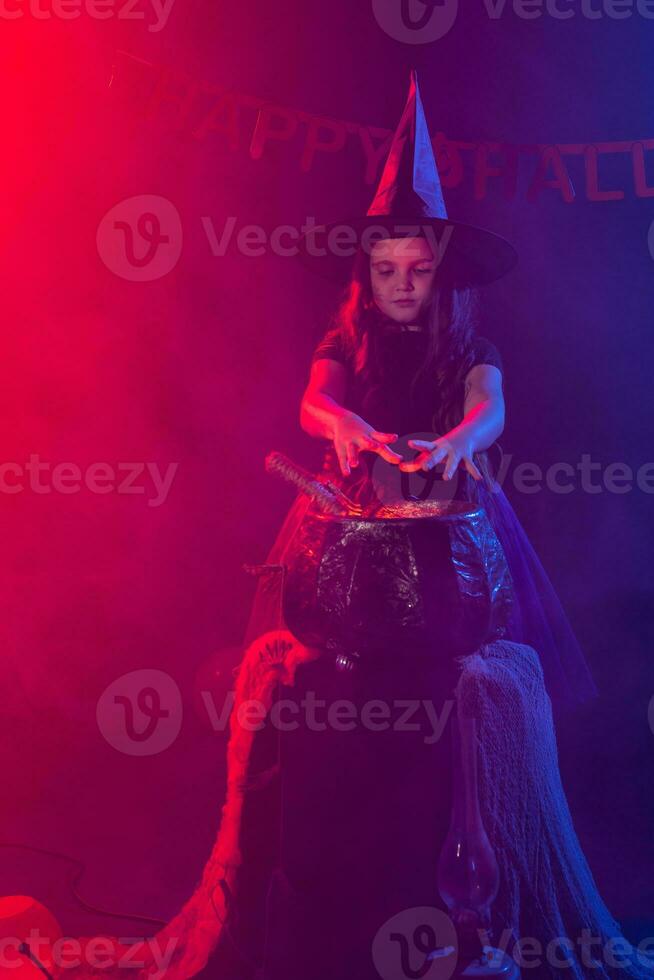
[307,500,485,525]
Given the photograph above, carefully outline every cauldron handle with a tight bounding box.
[243,565,364,673]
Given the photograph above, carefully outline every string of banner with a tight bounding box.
[111,49,654,205]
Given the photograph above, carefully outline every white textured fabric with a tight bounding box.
[455,640,654,979]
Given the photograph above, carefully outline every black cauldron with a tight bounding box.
[282,499,513,664]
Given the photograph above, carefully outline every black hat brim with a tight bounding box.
[298,215,517,288]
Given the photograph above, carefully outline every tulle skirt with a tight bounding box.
[461,469,599,716]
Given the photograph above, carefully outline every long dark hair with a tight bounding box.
[324,246,481,436]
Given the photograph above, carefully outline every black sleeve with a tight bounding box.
[310,329,349,365]
[470,335,503,375]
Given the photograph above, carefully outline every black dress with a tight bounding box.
[309,326,504,511]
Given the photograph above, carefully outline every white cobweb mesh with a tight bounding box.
[455,639,654,980]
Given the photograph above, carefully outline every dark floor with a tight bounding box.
[1,663,652,980]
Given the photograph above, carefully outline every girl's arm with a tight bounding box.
[300,359,403,476]
[299,359,349,440]
[399,364,505,480]
[450,363,505,452]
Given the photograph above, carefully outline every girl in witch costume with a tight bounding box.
[235,72,654,980]
[43,73,653,980]
[245,70,599,719]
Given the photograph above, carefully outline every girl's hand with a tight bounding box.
[398,432,483,481]
[333,412,404,477]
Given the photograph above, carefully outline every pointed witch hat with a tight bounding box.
[299,70,517,287]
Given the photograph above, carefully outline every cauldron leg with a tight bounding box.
[263,645,459,980]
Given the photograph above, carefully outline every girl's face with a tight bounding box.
[369,236,437,323]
